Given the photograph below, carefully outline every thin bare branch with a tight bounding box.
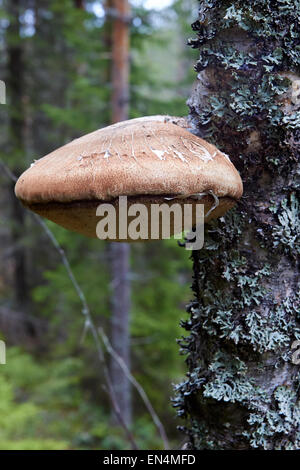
[1,160,137,449]
[0,161,18,182]
[1,159,170,450]
[33,215,138,450]
[100,327,170,449]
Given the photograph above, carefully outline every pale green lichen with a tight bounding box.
[175,0,300,450]
[270,193,300,259]
[245,385,300,449]
[203,352,263,403]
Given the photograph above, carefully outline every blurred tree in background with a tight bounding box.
[0,0,198,450]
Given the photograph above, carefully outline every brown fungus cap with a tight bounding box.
[15,116,243,240]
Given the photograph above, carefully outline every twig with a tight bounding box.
[0,161,18,182]
[100,327,170,450]
[1,160,137,449]
[34,216,139,450]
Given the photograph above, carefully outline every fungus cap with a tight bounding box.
[15,115,243,240]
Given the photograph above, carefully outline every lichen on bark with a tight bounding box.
[174,0,300,450]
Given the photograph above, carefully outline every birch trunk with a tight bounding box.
[175,0,300,450]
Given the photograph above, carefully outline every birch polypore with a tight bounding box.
[15,116,243,240]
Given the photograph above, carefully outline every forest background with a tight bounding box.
[0,0,199,450]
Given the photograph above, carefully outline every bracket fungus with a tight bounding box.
[15,116,243,242]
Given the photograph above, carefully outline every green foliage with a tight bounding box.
[0,348,68,449]
[0,0,195,450]
[0,346,179,449]
[131,240,191,413]
[31,229,191,432]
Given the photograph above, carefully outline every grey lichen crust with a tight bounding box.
[174,1,300,450]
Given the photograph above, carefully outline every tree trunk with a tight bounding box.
[74,0,84,8]
[175,1,300,450]
[109,242,132,427]
[7,0,29,310]
[109,0,132,427]
[111,0,130,123]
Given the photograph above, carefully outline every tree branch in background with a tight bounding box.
[101,328,169,450]
[32,214,139,450]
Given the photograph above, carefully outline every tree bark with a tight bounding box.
[175,1,300,450]
[109,242,132,427]
[109,0,132,427]
[74,0,84,8]
[111,0,130,123]
[7,0,29,310]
